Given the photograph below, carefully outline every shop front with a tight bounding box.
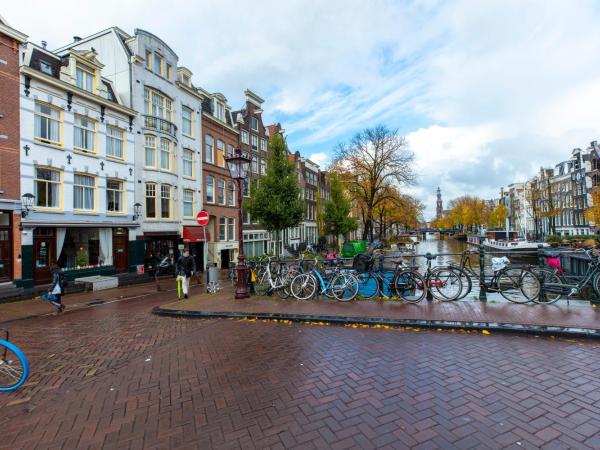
[182,226,210,273]
[142,231,181,271]
[208,241,238,270]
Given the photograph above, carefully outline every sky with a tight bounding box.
[4,0,600,219]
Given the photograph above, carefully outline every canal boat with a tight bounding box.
[466,234,486,246]
[483,231,548,252]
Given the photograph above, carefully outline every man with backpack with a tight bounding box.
[176,248,196,299]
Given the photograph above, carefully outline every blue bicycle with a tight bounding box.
[0,329,29,391]
[289,258,359,301]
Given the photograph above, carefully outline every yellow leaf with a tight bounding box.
[482,330,490,335]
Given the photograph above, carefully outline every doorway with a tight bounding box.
[33,227,55,284]
[112,228,129,273]
[0,212,12,281]
[220,249,230,269]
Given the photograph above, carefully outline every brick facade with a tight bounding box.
[0,19,26,281]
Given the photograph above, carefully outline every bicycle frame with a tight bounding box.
[542,256,600,295]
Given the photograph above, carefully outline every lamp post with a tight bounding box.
[225,148,252,299]
[21,193,35,218]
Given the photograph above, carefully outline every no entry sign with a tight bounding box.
[196,210,209,226]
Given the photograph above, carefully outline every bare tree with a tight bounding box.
[332,125,416,241]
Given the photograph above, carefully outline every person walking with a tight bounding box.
[176,248,196,299]
[49,264,66,313]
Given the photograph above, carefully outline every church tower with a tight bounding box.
[436,187,443,219]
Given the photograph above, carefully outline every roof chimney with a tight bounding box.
[41,40,47,49]
[73,36,82,42]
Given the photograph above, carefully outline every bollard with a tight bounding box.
[478,244,487,302]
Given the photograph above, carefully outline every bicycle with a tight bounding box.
[446,250,541,303]
[391,253,463,303]
[0,329,29,392]
[536,249,600,303]
[228,262,237,286]
[290,257,359,302]
[254,256,295,298]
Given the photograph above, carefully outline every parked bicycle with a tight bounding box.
[290,257,359,302]
[254,256,296,298]
[0,329,29,392]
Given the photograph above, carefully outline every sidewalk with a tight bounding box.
[0,277,204,324]
[155,292,600,337]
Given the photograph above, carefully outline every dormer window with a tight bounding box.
[40,60,53,76]
[76,62,95,92]
[153,53,164,76]
[215,101,225,121]
[250,117,258,131]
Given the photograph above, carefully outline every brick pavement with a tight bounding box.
[1,298,600,449]
[156,293,600,337]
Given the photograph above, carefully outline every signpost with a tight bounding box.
[196,211,209,226]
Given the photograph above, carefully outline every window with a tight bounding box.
[227,144,235,157]
[145,50,152,69]
[228,181,235,207]
[206,176,214,203]
[183,189,194,218]
[34,102,62,145]
[182,106,193,136]
[144,135,156,167]
[153,53,163,76]
[166,64,172,80]
[217,140,225,166]
[161,185,171,219]
[251,134,258,149]
[260,159,266,175]
[219,217,226,241]
[260,138,267,151]
[40,60,53,75]
[250,117,258,131]
[182,73,190,86]
[241,130,249,144]
[205,135,214,163]
[243,179,249,197]
[73,174,95,211]
[215,101,225,121]
[106,126,124,159]
[183,149,194,178]
[34,167,60,208]
[74,115,96,153]
[218,179,225,205]
[145,183,156,218]
[243,210,250,224]
[76,62,95,92]
[106,179,123,213]
[252,157,258,174]
[228,218,235,241]
[160,138,171,171]
[144,87,173,121]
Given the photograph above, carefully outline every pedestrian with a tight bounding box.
[176,248,196,299]
[49,264,66,313]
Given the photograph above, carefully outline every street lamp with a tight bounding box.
[21,193,35,218]
[225,148,252,299]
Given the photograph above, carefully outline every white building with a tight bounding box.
[20,43,137,286]
[55,28,205,271]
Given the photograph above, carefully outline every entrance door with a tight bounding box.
[0,212,12,281]
[33,228,56,284]
[220,249,230,269]
[191,242,204,272]
[112,228,129,273]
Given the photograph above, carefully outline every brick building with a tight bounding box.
[0,16,27,283]
[199,90,239,269]
[233,89,269,257]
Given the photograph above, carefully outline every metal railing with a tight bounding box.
[143,115,177,137]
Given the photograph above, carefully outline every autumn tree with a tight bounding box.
[331,125,416,241]
[488,203,507,229]
[322,173,358,247]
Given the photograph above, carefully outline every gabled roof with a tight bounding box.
[0,14,28,43]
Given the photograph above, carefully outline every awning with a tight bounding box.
[183,226,210,242]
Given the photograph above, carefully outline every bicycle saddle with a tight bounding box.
[424,253,436,260]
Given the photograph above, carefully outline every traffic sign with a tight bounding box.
[196,210,209,226]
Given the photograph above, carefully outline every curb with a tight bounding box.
[152,307,600,339]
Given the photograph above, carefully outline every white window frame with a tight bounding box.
[182,106,194,137]
[73,173,96,211]
[34,102,62,146]
[160,184,172,219]
[183,189,194,218]
[76,62,95,92]
[206,175,215,204]
[160,138,171,171]
[106,126,125,160]
[217,179,226,205]
[145,183,157,219]
[106,179,124,214]
[241,130,249,144]
[34,167,62,209]
[182,148,194,178]
[144,135,157,168]
[74,115,97,154]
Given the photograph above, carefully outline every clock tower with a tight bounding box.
[436,187,443,219]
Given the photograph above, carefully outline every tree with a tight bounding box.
[322,174,358,248]
[243,134,304,255]
[585,190,600,231]
[331,125,416,241]
[443,196,489,233]
[488,203,507,229]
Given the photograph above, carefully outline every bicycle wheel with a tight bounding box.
[498,268,540,303]
[290,274,317,300]
[379,271,397,297]
[357,272,379,298]
[531,268,562,304]
[254,271,271,296]
[0,340,29,392]
[393,270,426,303]
[275,273,292,299]
[331,273,359,302]
[447,266,473,300]
[429,268,463,301]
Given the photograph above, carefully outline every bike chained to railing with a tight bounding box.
[236,245,600,304]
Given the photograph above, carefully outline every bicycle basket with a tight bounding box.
[352,254,373,273]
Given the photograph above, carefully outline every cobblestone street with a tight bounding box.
[1,292,600,449]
